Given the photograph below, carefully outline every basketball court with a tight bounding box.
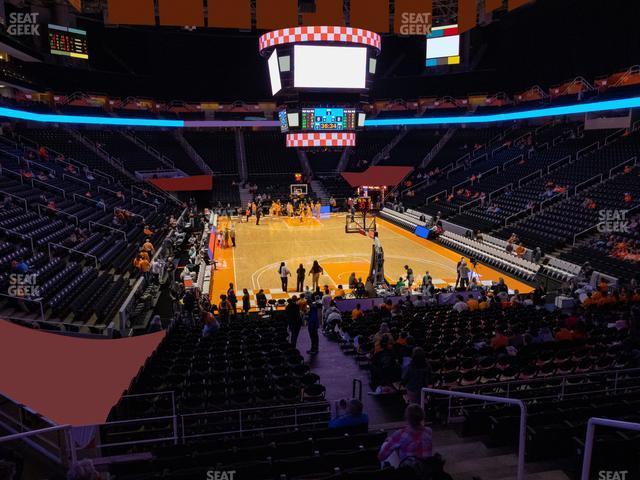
[210,213,533,307]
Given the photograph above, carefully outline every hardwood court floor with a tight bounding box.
[209,214,533,304]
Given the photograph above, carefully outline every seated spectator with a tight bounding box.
[554,326,573,342]
[401,347,432,404]
[351,303,364,320]
[370,335,400,389]
[452,295,468,313]
[466,296,479,311]
[490,329,509,350]
[378,404,433,463]
[328,399,369,430]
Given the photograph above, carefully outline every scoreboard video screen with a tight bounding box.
[48,24,88,60]
[301,108,357,131]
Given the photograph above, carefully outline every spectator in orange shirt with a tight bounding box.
[351,303,364,320]
[142,238,155,255]
[598,278,609,293]
[466,296,479,311]
[515,243,526,258]
[624,192,632,203]
[554,327,573,342]
[143,225,154,236]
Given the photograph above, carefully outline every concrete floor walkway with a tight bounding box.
[296,326,406,425]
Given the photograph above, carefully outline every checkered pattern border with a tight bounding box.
[259,26,381,52]
[286,132,356,148]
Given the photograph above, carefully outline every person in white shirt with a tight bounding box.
[278,261,291,292]
[452,295,469,313]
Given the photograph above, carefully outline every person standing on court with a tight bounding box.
[227,283,238,318]
[309,260,323,291]
[296,263,306,292]
[256,205,262,225]
[457,259,470,290]
[230,225,236,247]
[404,265,414,289]
[242,288,250,316]
[278,261,291,292]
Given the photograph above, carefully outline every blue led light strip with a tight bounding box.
[365,97,640,127]
[0,96,639,128]
[0,107,184,127]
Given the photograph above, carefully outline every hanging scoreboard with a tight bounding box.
[48,24,89,60]
[301,108,357,131]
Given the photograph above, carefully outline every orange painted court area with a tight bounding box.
[209,214,533,305]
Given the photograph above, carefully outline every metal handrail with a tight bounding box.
[446,164,464,179]
[503,153,524,170]
[518,169,543,187]
[32,178,66,199]
[452,368,640,400]
[132,197,158,212]
[63,174,90,189]
[131,184,165,202]
[580,418,640,480]
[73,193,106,211]
[573,223,603,245]
[92,169,113,184]
[609,156,637,178]
[0,423,74,466]
[547,154,572,173]
[48,242,99,268]
[98,185,120,196]
[426,190,447,205]
[0,189,28,210]
[479,165,499,178]
[421,388,526,480]
[451,178,471,194]
[540,191,568,210]
[488,183,513,201]
[574,173,603,195]
[88,221,127,241]
[0,225,35,252]
[576,141,600,160]
[470,152,487,165]
[458,198,481,214]
[604,128,626,145]
[35,204,79,226]
[504,207,535,227]
[0,424,71,444]
[2,167,25,184]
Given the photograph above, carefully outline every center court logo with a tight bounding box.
[8,274,40,298]
[6,12,40,36]
[206,471,236,480]
[398,12,432,35]
[597,209,630,233]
